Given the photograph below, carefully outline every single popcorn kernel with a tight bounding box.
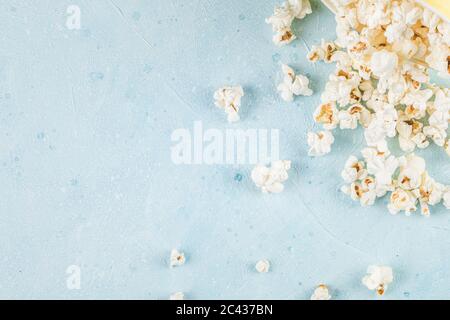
[251,160,292,193]
[170,249,186,268]
[255,259,270,273]
[278,64,313,101]
[362,265,393,296]
[213,86,244,122]
[310,284,331,300]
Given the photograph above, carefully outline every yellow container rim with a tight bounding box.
[416,0,450,23]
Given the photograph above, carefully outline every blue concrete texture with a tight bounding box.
[0,0,449,299]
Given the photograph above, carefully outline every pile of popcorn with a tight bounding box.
[341,150,450,215]
[304,0,450,215]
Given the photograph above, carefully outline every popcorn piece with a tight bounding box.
[370,50,398,80]
[266,0,312,46]
[357,0,391,29]
[317,0,450,215]
[255,259,270,273]
[278,64,313,101]
[170,249,186,267]
[288,0,312,20]
[214,86,244,122]
[341,155,367,183]
[169,292,185,300]
[273,27,297,46]
[396,114,429,152]
[361,147,398,186]
[362,265,393,296]
[384,0,421,44]
[401,89,433,119]
[421,7,441,32]
[359,80,374,101]
[314,102,339,130]
[413,173,445,217]
[308,40,337,63]
[388,188,417,215]
[342,175,381,207]
[321,71,362,107]
[397,154,426,190]
[251,160,291,193]
[339,104,372,129]
[310,284,331,300]
[307,131,335,157]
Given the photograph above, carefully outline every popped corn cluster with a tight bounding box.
[310,284,331,300]
[170,248,186,267]
[251,160,292,193]
[362,265,393,296]
[266,0,312,46]
[213,86,245,122]
[305,0,450,215]
[255,259,271,273]
[278,64,313,101]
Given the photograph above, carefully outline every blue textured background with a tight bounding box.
[0,0,449,299]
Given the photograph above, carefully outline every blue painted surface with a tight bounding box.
[0,0,449,299]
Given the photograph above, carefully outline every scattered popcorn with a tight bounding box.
[213,86,244,122]
[361,147,398,186]
[169,292,185,300]
[314,102,339,130]
[338,104,371,129]
[307,131,335,157]
[266,0,312,46]
[341,156,367,184]
[255,259,271,273]
[362,265,393,296]
[170,249,186,267]
[278,64,313,102]
[288,0,312,19]
[370,50,398,80]
[388,188,417,215]
[310,284,331,300]
[251,160,291,193]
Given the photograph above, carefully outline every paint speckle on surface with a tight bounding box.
[272,53,281,63]
[143,64,153,73]
[132,11,141,21]
[89,72,104,81]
